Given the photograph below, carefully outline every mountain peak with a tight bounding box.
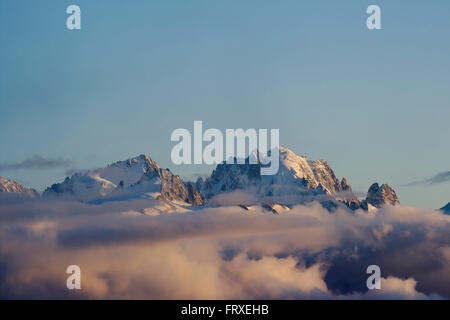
[275,147,346,195]
[197,146,357,206]
[44,154,204,206]
[0,176,26,193]
[109,154,159,171]
[0,176,39,197]
[365,182,400,208]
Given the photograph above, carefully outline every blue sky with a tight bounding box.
[1,0,449,208]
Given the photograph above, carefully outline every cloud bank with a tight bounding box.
[0,195,449,299]
[406,171,450,187]
[0,155,72,171]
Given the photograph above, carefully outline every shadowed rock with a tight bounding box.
[440,202,450,215]
[364,183,400,208]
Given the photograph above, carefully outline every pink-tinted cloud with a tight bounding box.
[0,197,449,299]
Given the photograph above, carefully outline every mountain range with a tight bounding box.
[1,147,441,214]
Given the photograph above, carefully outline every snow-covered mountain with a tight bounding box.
[194,147,404,212]
[43,155,204,205]
[196,147,359,208]
[0,176,39,197]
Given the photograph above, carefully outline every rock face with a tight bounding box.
[196,147,359,208]
[44,155,204,205]
[364,183,400,208]
[441,202,450,215]
[0,176,39,197]
[195,161,262,199]
[131,161,205,206]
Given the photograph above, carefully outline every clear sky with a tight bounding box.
[1,0,449,209]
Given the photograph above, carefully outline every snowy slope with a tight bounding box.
[43,155,155,202]
[43,154,204,205]
[266,147,349,195]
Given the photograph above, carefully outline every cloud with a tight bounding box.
[0,197,449,299]
[406,171,450,187]
[343,277,440,300]
[208,191,259,206]
[0,155,72,171]
[64,168,92,177]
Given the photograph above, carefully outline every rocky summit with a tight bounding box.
[0,176,39,197]
[363,183,400,208]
